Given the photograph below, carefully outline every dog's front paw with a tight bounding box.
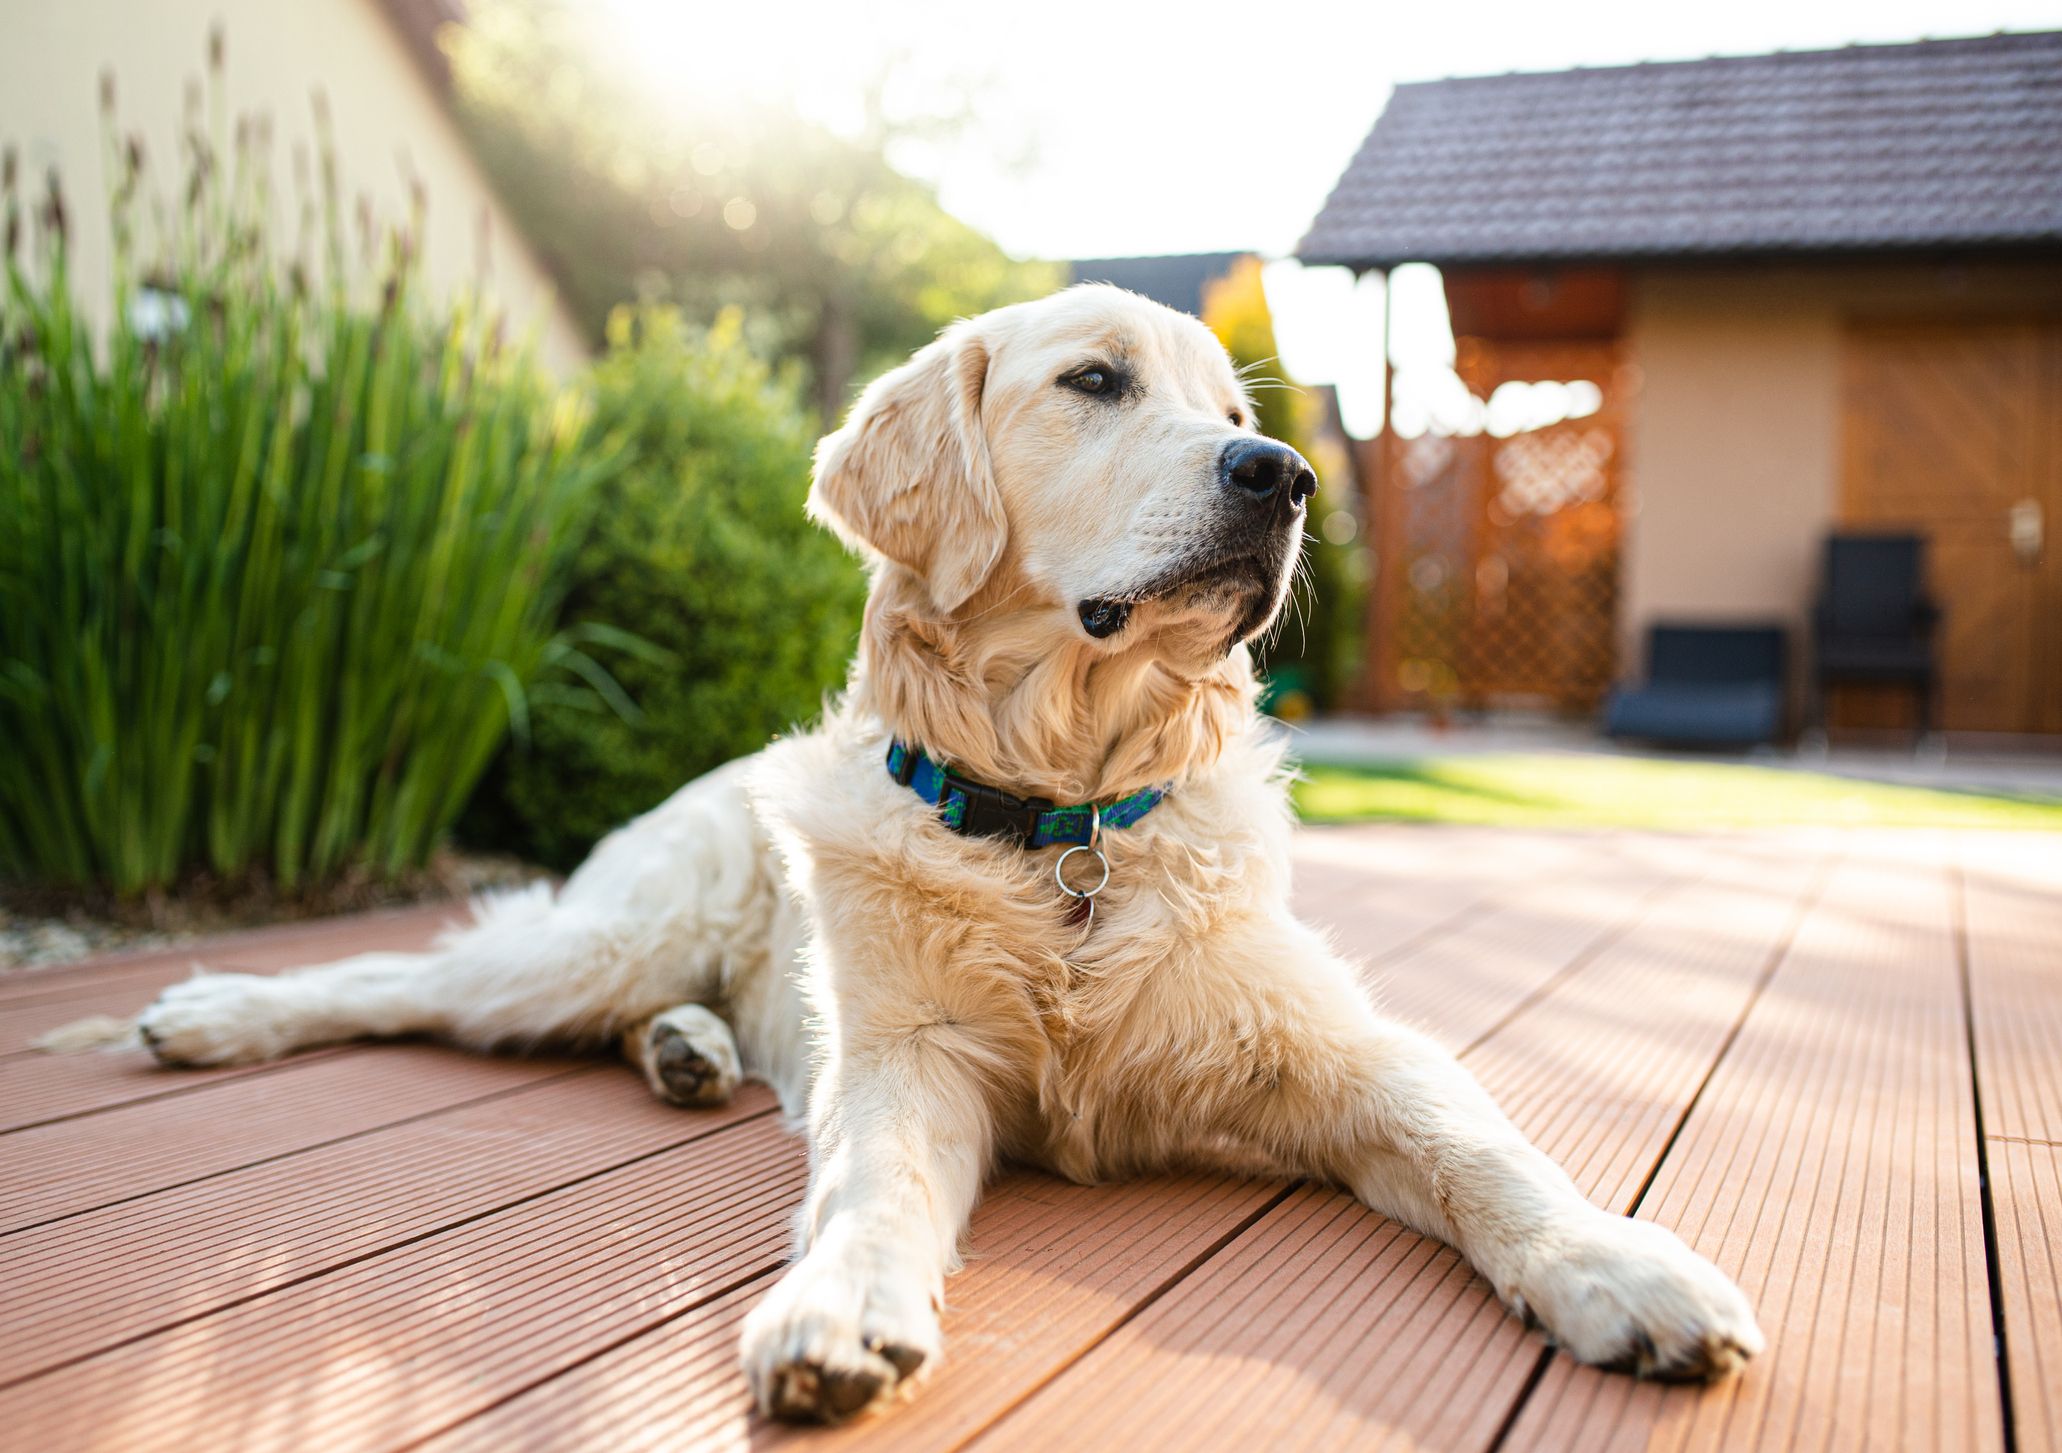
[1506,1213,1762,1381]
[740,1243,940,1423]
[137,973,300,1067]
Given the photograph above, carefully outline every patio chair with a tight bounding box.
[1803,532,1940,745]
[1603,623,1789,748]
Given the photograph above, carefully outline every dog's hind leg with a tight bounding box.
[622,1004,744,1108]
[134,882,646,1067]
[129,759,783,1071]
[137,948,454,1067]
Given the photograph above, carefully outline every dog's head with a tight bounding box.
[809,285,1315,670]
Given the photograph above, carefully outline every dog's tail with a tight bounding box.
[35,1014,143,1053]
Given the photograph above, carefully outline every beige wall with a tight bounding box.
[0,0,588,373]
[1622,259,2062,670]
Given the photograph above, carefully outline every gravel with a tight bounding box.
[0,850,550,974]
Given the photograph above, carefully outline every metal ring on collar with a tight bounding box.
[1054,844,1110,899]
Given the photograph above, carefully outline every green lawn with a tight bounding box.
[1292,753,2062,831]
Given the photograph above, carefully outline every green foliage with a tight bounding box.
[1201,257,1365,714]
[446,0,1064,419]
[0,88,608,896]
[462,307,865,869]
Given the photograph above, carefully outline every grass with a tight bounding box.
[1293,754,2062,832]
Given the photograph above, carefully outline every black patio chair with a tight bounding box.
[1804,532,1940,745]
[1603,623,1789,748]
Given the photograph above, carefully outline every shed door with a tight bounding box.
[1841,322,2062,735]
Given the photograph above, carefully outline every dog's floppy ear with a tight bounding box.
[808,323,1005,615]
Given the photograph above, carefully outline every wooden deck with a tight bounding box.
[3,826,2057,1451]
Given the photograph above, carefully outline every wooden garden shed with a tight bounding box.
[1302,32,2062,737]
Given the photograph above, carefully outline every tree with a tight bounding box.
[444,0,1061,417]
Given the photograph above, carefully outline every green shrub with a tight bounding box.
[0,100,609,896]
[462,307,864,869]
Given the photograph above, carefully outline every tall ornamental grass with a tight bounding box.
[0,74,611,896]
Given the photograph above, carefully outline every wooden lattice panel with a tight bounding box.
[1373,341,1627,713]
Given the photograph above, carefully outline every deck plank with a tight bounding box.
[0,1041,355,1133]
[424,1171,1288,1453]
[1333,833,1713,1052]
[1290,826,1612,964]
[0,1114,807,1453]
[0,902,455,993]
[0,950,285,1046]
[0,1071,770,1384]
[1959,831,2062,1453]
[0,947,224,1012]
[1988,1138,2062,1453]
[0,1045,579,1233]
[1960,831,2062,1145]
[0,903,460,1004]
[0,991,211,1056]
[2,827,2045,1452]
[1506,841,2002,1453]
[0,906,483,1126]
[972,839,1820,1451]
[0,905,460,1063]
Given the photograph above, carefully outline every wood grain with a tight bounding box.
[0,1041,355,1132]
[0,1114,807,1453]
[1988,1138,2062,1453]
[0,1071,769,1384]
[1290,824,1603,964]
[0,1044,577,1234]
[1506,847,2002,1452]
[426,1171,1289,1453]
[1960,830,2062,1145]
[0,827,2051,1453]
[978,841,1820,1451]
[0,903,459,1004]
[1960,830,2062,1453]
[1841,322,2062,733]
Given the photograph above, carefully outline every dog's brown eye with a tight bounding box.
[1062,363,1131,401]
[1228,409,1245,427]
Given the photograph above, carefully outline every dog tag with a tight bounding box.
[1054,842,1110,928]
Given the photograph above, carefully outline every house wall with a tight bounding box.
[0,0,588,373]
[1621,258,2062,674]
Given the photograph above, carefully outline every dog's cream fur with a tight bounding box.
[120,287,1761,1422]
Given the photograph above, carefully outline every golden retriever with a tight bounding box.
[122,285,1761,1422]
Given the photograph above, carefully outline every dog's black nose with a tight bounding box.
[1221,438,1317,509]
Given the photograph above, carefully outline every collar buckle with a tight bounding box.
[950,774,1054,845]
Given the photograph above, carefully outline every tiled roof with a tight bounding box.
[1069,253,1247,317]
[374,0,469,91]
[1299,32,2062,269]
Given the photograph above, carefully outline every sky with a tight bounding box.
[600,0,2062,430]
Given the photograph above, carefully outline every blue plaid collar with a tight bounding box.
[885,741,1167,848]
